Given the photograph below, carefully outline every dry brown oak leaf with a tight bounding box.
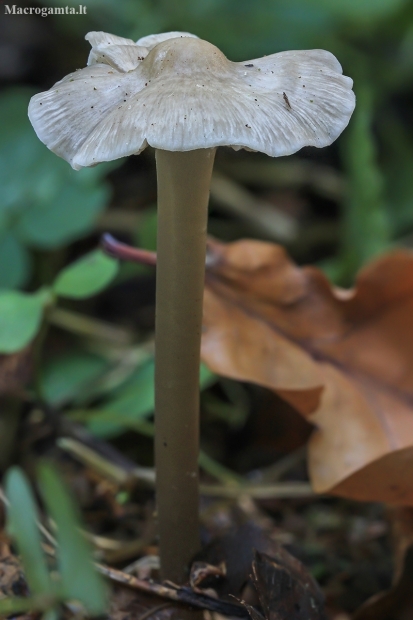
[201,238,413,505]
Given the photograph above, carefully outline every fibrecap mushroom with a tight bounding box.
[28,30,355,583]
[29,31,354,166]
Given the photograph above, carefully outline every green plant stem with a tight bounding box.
[335,49,389,284]
[154,148,216,582]
[56,432,315,498]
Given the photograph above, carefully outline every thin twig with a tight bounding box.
[200,481,314,499]
[58,438,314,499]
[247,446,307,484]
[210,171,297,242]
[96,564,249,617]
[49,307,134,346]
[217,158,345,200]
[57,438,136,486]
[102,234,157,266]
[58,437,154,486]
[123,555,160,575]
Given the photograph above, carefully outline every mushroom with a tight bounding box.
[28,31,355,582]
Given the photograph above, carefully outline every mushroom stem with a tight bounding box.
[154,147,216,582]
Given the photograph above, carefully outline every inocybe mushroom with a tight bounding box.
[28,31,355,583]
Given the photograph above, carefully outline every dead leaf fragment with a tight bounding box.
[0,542,31,620]
[251,549,326,620]
[201,238,413,504]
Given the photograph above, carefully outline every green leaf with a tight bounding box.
[0,232,31,289]
[200,362,217,390]
[82,360,216,438]
[0,89,117,251]
[40,351,109,406]
[0,291,44,353]
[37,462,107,615]
[16,183,108,250]
[337,80,389,284]
[4,467,52,597]
[0,596,55,615]
[86,359,155,438]
[53,249,118,299]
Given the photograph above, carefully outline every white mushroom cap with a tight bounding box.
[28,31,355,170]
[86,31,149,73]
[136,32,199,49]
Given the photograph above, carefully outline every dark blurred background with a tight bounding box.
[3,0,413,288]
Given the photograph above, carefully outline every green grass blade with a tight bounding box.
[4,467,52,598]
[37,462,108,616]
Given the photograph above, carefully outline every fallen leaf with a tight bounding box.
[194,523,325,620]
[195,521,282,598]
[201,238,413,504]
[0,542,32,620]
[250,549,326,620]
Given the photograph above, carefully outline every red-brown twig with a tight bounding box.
[101,234,157,266]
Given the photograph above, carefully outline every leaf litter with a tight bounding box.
[2,205,413,618]
[202,238,413,504]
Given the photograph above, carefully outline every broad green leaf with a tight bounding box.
[40,352,109,406]
[16,183,108,250]
[0,291,44,353]
[83,360,216,438]
[53,250,118,299]
[86,359,155,438]
[37,463,107,616]
[4,467,52,597]
[0,232,31,289]
[0,89,117,251]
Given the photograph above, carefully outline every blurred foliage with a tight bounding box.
[42,0,412,59]
[2,465,107,616]
[72,360,216,439]
[40,350,110,406]
[53,249,119,299]
[0,250,118,353]
[0,90,115,289]
[0,290,45,353]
